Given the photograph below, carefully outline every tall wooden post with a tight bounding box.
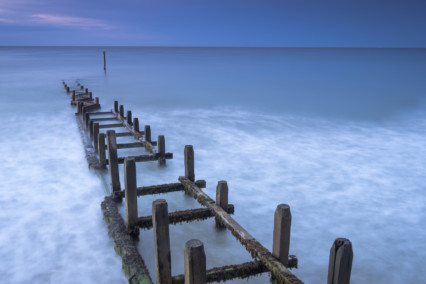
[133,118,140,132]
[158,135,166,166]
[184,145,195,182]
[98,133,107,168]
[119,105,124,118]
[273,204,292,267]
[215,181,228,227]
[144,125,151,142]
[93,123,100,152]
[327,238,353,284]
[153,199,172,284]
[103,50,106,70]
[114,101,119,113]
[126,110,132,125]
[125,158,139,236]
[184,239,206,284]
[106,130,121,200]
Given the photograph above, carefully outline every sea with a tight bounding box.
[0,47,425,283]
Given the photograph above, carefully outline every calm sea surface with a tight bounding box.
[0,47,425,283]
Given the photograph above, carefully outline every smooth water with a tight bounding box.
[1,47,425,283]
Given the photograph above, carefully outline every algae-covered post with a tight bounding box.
[126,110,132,125]
[273,204,292,267]
[152,199,172,284]
[158,135,166,166]
[215,181,228,228]
[184,239,206,284]
[327,238,353,284]
[144,125,151,142]
[106,130,121,200]
[184,145,195,182]
[124,158,139,236]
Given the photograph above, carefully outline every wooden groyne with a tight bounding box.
[63,81,353,284]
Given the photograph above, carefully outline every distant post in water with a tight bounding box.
[158,135,166,166]
[126,110,132,125]
[215,181,228,227]
[184,239,206,284]
[98,133,107,168]
[114,101,119,113]
[273,204,292,267]
[124,158,139,236]
[144,125,151,142]
[106,130,121,200]
[103,50,106,70]
[133,118,140,133]
[153,199,172,284]
[94,97,99,105]
[328,238,353,284]
[184,145,195,182]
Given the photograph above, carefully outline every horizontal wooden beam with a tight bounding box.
[116,142,144,149]
[90,117,119,122]
[137,205,234,229]
[82,104,101,113]
[87,111,113,116]
[115,132,134,137]
[106,153,173,164]
[120,180,206,198]
[178,177,303,284]
[99,123,124,129]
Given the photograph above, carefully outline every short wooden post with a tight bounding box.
[119,105,124,118]
[98,133,107,168]
[184,145,195,182]
[158,135,166,166]
[153,199,172,284]
[327,238,353,284]
[184,239,206,284]
[93,123,100,152]
[89,92,92,99]
[272,204,292,267]
[144,125,151,142]
[133,118,139,132]
[89,120,94,139]
[106,130,121,200]
[215,181,228,227]
[114,101,119,113]
[85,88,88,94]
[125,158,139,236]
[126,110,132,125]
[94,97,99,105]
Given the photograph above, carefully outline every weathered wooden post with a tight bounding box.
[103,50,106,70]
[93,123,100,152]
[133,118,140,132]
[158,135,166,166]
[184,145,195,182]
[126,110,132,125]
[94,97,99,105]
[327,238,353,284]
[89,92,92,99]
[89,120,94,139]
[124,158,139,236]
[80,85,84,90]
[215,181,228,227]
[66,86,70,93]
[273,204,292,267]
[98,133,107,168]
[106,130,121,200]
[85,88,88,94]
[71,92,75,102]
[184,239,206,284]
[77,102,82,114]
[85,113,90,128]
[114,101,119,113]
[144,125,151,142]
[119,105,124,118]
[153,199,172,284]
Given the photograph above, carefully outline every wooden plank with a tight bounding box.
[106,153,173,164]
[178,177,303,284]
[99,123,124,129]
[120,180,206,198]
[87,111,113,116]
[90,117,119,122]
[115,132,134,137]
[117,142,144,149]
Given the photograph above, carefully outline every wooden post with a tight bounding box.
[273,204,292,267]
[81,85,84,90]
[85,113,90,128]
[66,86,70,93]
[71,92,75,102]
[77,102,82,114]
[144,125,151,142]
[94,97,99,105]
[158,135,166,166]
[133,118,140,132]
[184,239,206,284]
[85,88,88,94]
[327,238,353,284]
[125,158,139,236]
[114,101,119,113]
[215,181,228,228]
[103,50,106,70]
[119,105,124,118]
[106,130,121,200]
[153,199,172,284]
[98,133,107,168]
[89,92,92,99]
[89,120,94,139]
[93,123,100,152]
[126,110,132,125]
[184,145,195,182]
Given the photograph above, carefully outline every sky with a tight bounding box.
[0,0,425,47]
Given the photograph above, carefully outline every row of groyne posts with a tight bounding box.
[63,81,354,284]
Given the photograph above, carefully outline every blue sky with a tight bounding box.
[1,0,425,47]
